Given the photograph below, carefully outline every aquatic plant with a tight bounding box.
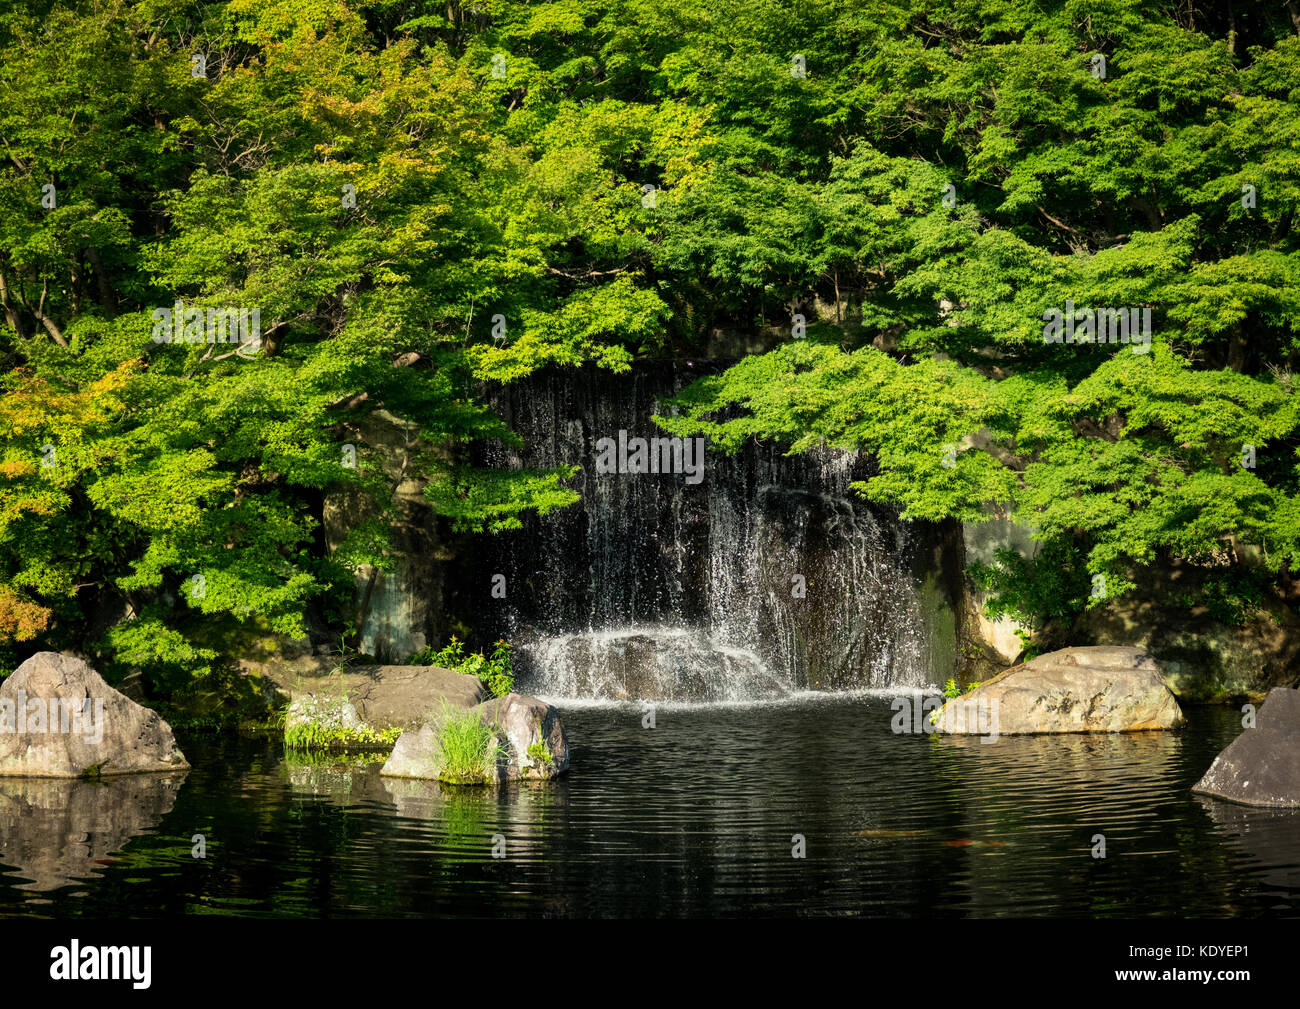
[433,704,506,785]
[284,720,400,752]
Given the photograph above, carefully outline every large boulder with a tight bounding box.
[1192,688,1300,807]
[382,692,569,784]
[0,652,189,777]
[282,693,395,751]
[285,694,369,734]
[339,665,486,729]
[934,645,1184,735]
[251,657,486,733]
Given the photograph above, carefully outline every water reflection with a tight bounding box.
[0,772,186,892]
[0,702,1296,916]
[1197,796,1300,900]
[283,755,567,861]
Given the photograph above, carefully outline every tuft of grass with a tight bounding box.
[433,703,505,785]
[942,677,982,701]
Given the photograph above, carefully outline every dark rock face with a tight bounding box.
[1257,688,1300,731]
[0,652,188,778]
[323,410,450,663]
[1082,565,1300,701]
[1193,688,1300,807]
[473,363,941,695]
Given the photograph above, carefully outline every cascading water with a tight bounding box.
[473,363,935,702]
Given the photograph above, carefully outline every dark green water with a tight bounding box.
[0,696,1296,917]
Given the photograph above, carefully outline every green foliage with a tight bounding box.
[653,0,1300,625]
[969,540,1094,634]
[0,643,19,679]
[942,677,980,703]
[154,663,282,732]
[658,342,1020,523]
[2,0,1298,684]
[284,717,400,753]
[527,739,554,767]
[100,617,219,691]
[284,721,399,751]
[411,636,515,697]
[433,704,505,785]
[1014,630,1044,663]
[1,0,660,687]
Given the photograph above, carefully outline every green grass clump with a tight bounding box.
[942,677,982,701]
[433,705,505,785]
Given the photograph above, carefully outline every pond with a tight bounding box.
[0,695,1296,917]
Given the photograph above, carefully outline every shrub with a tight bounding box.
[409,636,515,698]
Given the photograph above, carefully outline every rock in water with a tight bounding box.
[0,652,188,777]
[381,723,441,780]
[1193,688,1300,807]
[381,692,569,784]
[934,645,1184,735]
[474,693,570,780]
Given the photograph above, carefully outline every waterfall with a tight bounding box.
[472,362,935,701]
